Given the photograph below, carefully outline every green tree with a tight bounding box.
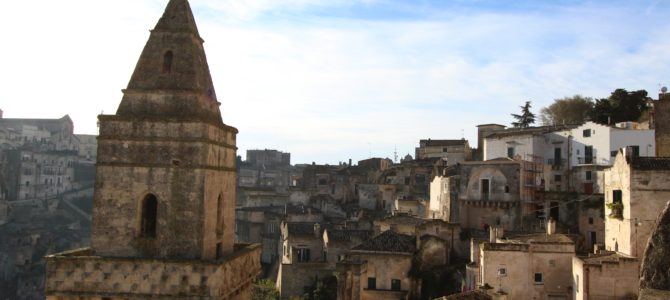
[590,89,651,124]
[252,279,280,300]
[511,101,536,128]
[540,95,594,125]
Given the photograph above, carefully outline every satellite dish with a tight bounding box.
[662,86,668,93]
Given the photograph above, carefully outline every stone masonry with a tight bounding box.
[45,0,260,298]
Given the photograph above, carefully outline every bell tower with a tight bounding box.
[45,1,260,298]
[89,0,235,261]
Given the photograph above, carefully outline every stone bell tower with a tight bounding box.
[45,1,260,298]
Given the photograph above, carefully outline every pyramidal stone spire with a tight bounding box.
[116,0,223,125]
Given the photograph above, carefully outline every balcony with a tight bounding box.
[577,156,596,165]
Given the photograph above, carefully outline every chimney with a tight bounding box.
[349,158,352,166]
[546,218,556,235]
[314,223,321,239]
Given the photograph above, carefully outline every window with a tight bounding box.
[585,171,592,181]
[297,248,311,262]
[584,146,593,164]
[588,217,594,225]
[162,50,173,73]
[140,194,158,238]
[318,178,327,185]
[554,174,562,182]
[583,129,591,137]
[25,181,30,187]
[391,279,401,291]
[443,147,449,152]
[534,273,543,284]
[505,185,510,193]
[216,242,223,259]
[629,145,640,157]
[367,277,376,290]
[613,190,623,204]
[498,268,507,276]
[507,147,515,158]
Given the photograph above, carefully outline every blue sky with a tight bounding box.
[1,0,668,164]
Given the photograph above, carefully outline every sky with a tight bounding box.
[1,0,669,164]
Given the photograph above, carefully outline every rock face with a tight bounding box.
[639,201,670,299]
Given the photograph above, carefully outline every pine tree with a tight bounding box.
[511,101,536,128]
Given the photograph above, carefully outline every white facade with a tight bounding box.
[570,122,655,167]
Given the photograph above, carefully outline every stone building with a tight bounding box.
[571,150,670,300]
[415,139,473,165]
[337,230,419,300]
[277,222,331,299]
[471,224,577,300]
[44,0,260,298]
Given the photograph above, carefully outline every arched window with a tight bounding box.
[162,50,173,73]
[141,194,158,238]
[216,194,223,237]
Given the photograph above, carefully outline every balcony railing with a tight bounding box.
[577,156,596,164]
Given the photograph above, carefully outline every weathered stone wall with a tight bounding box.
[278,262,332,299]
[656,94,670,157]
[572,255,639,300]
[45,245,261,299]
[91,119,237,260]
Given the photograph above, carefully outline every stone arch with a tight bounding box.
[140,193,158,238]
[162,50,173,73]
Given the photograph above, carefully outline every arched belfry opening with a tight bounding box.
[141,194,158,238]
[162,50,173,73]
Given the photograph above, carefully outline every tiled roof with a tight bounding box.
[420,139,468,147]
[327,230,373,243]
[485,125,577,139]
[506,233,576,244]
[380,214,425,225]
[580,252,636,265]
[630,157,670,171]
[351,230,416,253]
